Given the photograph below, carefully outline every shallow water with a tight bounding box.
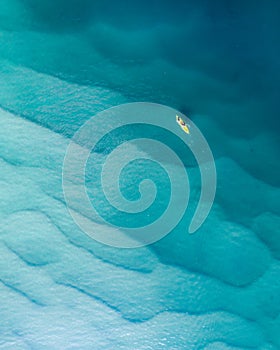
[0,1,280,349]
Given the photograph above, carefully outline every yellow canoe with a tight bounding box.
[176,115,190,134]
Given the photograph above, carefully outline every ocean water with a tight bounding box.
[0,0,280,349]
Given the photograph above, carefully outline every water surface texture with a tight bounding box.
[0,1,280,349]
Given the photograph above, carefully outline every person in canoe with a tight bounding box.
[176,115,190,134]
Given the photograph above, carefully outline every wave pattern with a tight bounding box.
[0,1,280,348]
[0,102,280,349]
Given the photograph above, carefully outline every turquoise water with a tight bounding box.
[0,1,280,349]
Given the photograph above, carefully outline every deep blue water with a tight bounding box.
[0,1,280,349]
